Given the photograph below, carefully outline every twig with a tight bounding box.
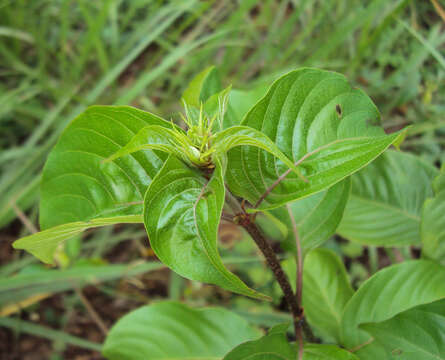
[302,319,317,343]
[241,220,301,336]
[431,0,445,23]
[75,288,109,336]
[226,188,316,343]
[297,325,304,359]
[229,194,299,318]
[10,201,38,234]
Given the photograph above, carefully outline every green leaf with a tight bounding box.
[225,68,406,210]
[182,65,222,107]
[224,86,268,128]
[143,155,267,299]
[223,324,359,360]
[102,301,261,360]
[303,249,354,343]
[422,165,445,263]
[360,300,445,360]
[212,125,306,182]
[106,122,305,173]
[269,178,351,251]
[13,215,141,264]
[103,125,191,164]
[224,323,295,360]
[303,344,359,360]
[40,106,171,229]
[338,150,438,246]
[340,260,445,350]
[14,106,170,263]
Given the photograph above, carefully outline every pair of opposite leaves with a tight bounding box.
[13,67,406,299]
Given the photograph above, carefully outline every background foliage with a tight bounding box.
[0,0,444,358]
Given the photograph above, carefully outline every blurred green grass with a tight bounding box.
[0,0,444,357]
[1,0,444,231]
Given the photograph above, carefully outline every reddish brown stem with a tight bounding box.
[242,220,301,336]
[225,189,316,344]
[287,204,304,359]
[286,205,303,310]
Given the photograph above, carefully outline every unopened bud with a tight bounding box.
[189,146,201,160]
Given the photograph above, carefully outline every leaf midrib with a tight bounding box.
[306,272,343,329]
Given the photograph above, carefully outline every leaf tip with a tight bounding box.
[392,126,411,150]
[12,239,56,266]
[255,293,273,301]
[11,238,21,250]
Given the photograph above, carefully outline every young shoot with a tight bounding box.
[179,89,230,168]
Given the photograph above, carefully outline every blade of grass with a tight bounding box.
[115,29,232,104]
[0,317,102,352]
[398,18,445,70]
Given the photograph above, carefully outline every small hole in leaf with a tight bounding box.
[336,104,342,116]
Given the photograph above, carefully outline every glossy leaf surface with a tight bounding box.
[303,249,354,342]
[143,156,266,299]
[14,106,170,262]
[102,301,260,360]
[361,300,445,360]
[212,125,305,181]
[341,260,445,350]
[421,165,445,263]
[226,68,406,210]
[40,106,171,228]
[107,124,306,180]
[269,178,350,251]
[338,151,438,246]
[224,323,295,360]
[103,125,192,164]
